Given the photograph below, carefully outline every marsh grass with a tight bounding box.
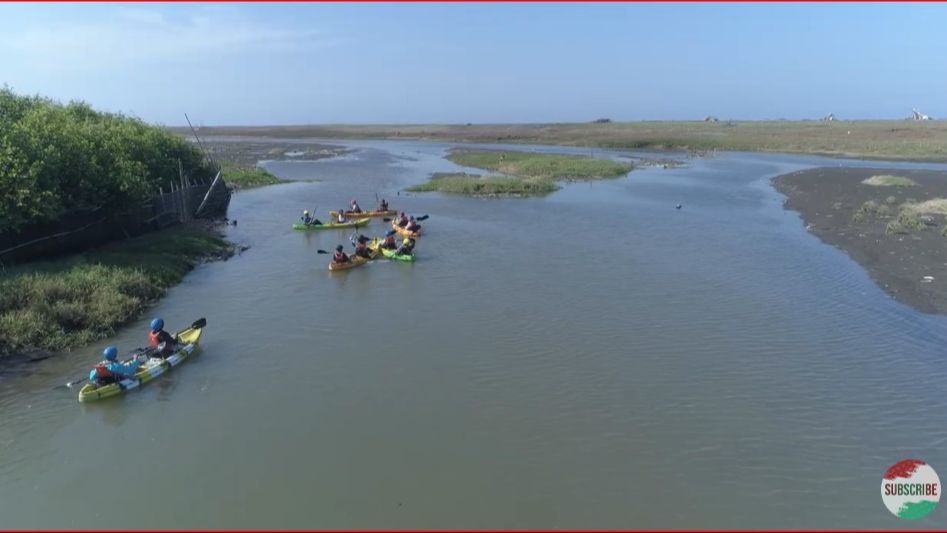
[903,198,947,216]
[448,150,631,180]
[222,162,281,189]
[862,175,918,187]
[407,173,557,196]
[190,121,947,161]
[886,208,927,234]
[0,225,231,357]
[852,200,891,222]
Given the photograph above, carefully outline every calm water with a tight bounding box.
[1,139,946,529]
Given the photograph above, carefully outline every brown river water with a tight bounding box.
[1,139,946,529]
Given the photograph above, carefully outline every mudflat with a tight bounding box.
[774,167,947,314]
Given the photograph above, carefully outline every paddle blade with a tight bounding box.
[317,250,329,254]
[382,218,392,223]
[417,215,430,221]
[191,317,207,330]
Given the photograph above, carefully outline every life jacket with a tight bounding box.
[383,236,396,248]
[334,252,348,262]
[94,361,115,380]
[148,330,161,348]
[351,203,361,212]
[397,217,408,227]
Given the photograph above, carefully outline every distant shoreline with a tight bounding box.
[172,120,947,162]
[774,167,947,316]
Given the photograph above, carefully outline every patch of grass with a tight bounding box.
[447,150,631,180]
[0,225,232,357]
[885,209,926,234]
[221,162,282,189]
[862,175,918,187]
[852,200,891,222]
[903,198,947,216]
[406,173,558,196]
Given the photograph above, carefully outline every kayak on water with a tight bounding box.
[380,246,416,262]
[368,237,416,262]
[78,318,206,403]
[391,220,421,238]
[328,254,369,271]
[329,209,396,219]
[293,218,370,231]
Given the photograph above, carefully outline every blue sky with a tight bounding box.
[0,3,944,125]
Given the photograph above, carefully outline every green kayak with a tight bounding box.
[293,218,369,231]
[380,246,416,262]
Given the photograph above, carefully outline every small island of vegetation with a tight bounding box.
[407,149,631,196]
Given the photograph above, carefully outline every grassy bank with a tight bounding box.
[221,162,282,189]
[408,149,629,196]
[406,173,558,196]
[0,224,233,358]
[448,150,631,179]
[183,120,947,161]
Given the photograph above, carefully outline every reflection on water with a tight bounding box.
[1,139,946,529]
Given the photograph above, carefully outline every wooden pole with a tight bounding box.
[194,170,222,218]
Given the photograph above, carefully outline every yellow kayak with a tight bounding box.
[78,318,206,403]
[328,254,369,271]
[391,220,421,238]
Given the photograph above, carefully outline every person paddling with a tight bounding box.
[406,216,421,233]
[333,244,350,264]
[336,209,348,224]
[148,318,177,358]
[378,198,389,211]
[396,212,409,228]
[89,346,144,387]
[397,237,416,256]
[352,235,372,258]
[350,199,363,214]
[381,233,398,250]
[301,210,321,226]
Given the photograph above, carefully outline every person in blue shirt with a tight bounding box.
[88,346,144,386]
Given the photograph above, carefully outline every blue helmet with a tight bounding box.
[103,346,118,361]
[150,318,164,332]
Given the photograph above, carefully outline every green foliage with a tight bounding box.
[0,87,214,232]
[852,200,891,222]
[885,209,926,234]
[862,175,917,187]
[221,162,282,189]
[407,173,558,196]
[447,150,631,180]
[0,225,231,356]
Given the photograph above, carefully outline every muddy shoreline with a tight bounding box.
[197,139,351,167]
[774,167,947,315]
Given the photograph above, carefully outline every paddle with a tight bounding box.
[382,214,429,223]
[58,318,207,390]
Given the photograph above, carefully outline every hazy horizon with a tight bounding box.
[1,3,944,126]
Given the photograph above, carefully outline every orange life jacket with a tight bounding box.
[148,330,161,348]
[94,361,115,379]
